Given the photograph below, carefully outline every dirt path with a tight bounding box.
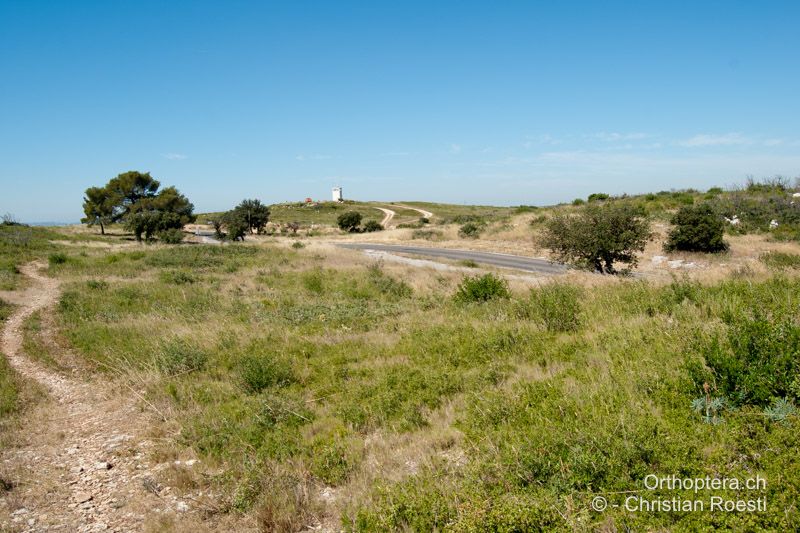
[374,207,395,228]
[393,204,433,219]
[0,262,212,532]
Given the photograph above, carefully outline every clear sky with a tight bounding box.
[2,1,799,222]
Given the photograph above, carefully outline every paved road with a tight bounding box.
[338,243,567,274]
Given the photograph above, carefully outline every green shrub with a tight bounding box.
[665,203,728,253]
[458,222,483,238]
[337,211,362,232]
[48,252,68,266]
[572,198,585,206]
[302,270,324,293]
[587,192,610,202]
[309,430,362,485]
[86,279,108,290]
[525,283,582,332]
[454,273,510,303]
[158,228,185,244]
[237,354,294,393]
[291,241,305,249]
[156,340,207,375]
[159,270,196,285]
[363,220,383,232]
[699,315,800,406]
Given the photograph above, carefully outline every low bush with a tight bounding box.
[664,203,727,253]
[454,273,510,303]
[458,222,483,238]
[48,252,68,266]
[362,220,383,232]
[86,279,108,290]
[698,314,800,406]
[156,339,207,375]
[159,228,185,244]
[159,270,196,285]
[291,241,305,249]
[237,353,294,393]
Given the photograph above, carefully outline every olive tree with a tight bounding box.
[540,202,652,274]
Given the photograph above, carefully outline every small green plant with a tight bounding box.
[458,222,483,239]
[302,270,324,293]
[291,241,305,249]
[48,252,68,266]
[156,339,207,375]
[691,385,728,425]
[237,354,294,393]
[454,273,510,303]
[459,260,479,268]
[159,270,196,285]
[764,397,796,423]
[572,198,585,206]
[86,279,108,290]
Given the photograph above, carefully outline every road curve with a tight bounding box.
[394,204,433,219]
[338,243,567,274]
[374,207,396,228]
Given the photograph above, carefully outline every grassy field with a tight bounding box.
[4,181,800,530]
[28,238,798,531]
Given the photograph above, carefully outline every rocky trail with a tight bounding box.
[0,263,217,532]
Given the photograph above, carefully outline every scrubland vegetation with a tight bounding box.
[3,178,800,530]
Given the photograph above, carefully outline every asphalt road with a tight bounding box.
[338,243,567,274]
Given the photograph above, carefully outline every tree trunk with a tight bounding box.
[99,221,105,235]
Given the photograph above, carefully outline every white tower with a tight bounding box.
[332,186,343,202]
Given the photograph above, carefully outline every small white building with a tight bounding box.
[332,186,343,202]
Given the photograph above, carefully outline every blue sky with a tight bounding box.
[1,1,799,222]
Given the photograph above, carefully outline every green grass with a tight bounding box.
[0,224,64,289]
[0,352,20,419]
[22,311,60,368]
[0,300,18,418]
[761,251,800,270]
